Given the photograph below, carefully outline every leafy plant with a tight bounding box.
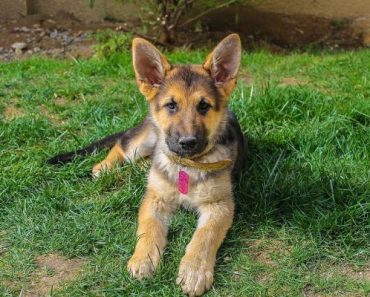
[92,30,132,58]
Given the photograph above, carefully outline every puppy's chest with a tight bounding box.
[148,146,234,205]
[149,167,231,207]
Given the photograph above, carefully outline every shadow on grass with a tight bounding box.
[216,134,368,279]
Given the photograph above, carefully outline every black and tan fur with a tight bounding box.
[48,34,246,296]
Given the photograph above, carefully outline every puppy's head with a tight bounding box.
[132,34,241,157]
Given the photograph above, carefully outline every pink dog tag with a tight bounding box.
[178,170,189,194]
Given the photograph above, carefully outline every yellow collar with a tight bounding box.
[169,155,233,172]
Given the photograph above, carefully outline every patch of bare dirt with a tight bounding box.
[202,5,363,50]
[1,280,18,292]
[247,239,291,267]
[303,283,364,297]
[245,239,292,285]
[303,283,324,297]
[279,76,306,86]
[24,253,87,297]
[239,74,306,88]
[39,105,63,124]
[0,13,119,61]
[343,265,370,281]
[302,262,369,297]
[317,261,370,282]
[3,100,25,121]
[53,96,69,107]
[0,230,8,256]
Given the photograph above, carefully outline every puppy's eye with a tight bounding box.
[165,101,177,112]
[197,100,211,115]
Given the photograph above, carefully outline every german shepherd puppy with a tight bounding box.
[48,34,246,296]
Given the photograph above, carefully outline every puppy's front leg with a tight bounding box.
[128,188,177,279]
[177,199,234,296]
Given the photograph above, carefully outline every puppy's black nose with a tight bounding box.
[178,136,197,150]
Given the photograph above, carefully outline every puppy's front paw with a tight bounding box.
[177,258,214,296]
[92,160,112,178]
[127,253,159,280]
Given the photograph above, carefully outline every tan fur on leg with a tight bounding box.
[127,188,178,279]
[92,143,125,177]
[177,199,234,296]
[92,119,157,177]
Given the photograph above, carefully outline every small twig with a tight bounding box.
[169,0,193,30]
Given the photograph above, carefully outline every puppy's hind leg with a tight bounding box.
[92,118,157,177]
[92,143,125,177]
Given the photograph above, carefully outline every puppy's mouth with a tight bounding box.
[169,147,203,158]
[165,138,208,158]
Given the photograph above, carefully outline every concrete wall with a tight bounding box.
[0,0,28,19]
[1,0,370,24]
[257,0,370,19]
[29,0,106,21]
[0,0,137,21]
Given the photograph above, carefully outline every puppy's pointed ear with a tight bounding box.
[132,38,171,100]
[203,34,241,98]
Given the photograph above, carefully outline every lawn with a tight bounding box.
[0,47,369,296]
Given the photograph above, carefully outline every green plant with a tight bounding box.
[92,30,132,58]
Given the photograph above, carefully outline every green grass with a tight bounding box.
[0,48,369,296]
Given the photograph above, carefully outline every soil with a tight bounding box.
[25,253,87,297]
[303,261,370,297]
[0,12,119,61]
[0,7,368,62]
[200,6,364,51]
[247,239,292,267]
[3,104,25,121]
[279,77,306,87]
[0,253,87,296]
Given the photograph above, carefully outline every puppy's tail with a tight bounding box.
[47,130,125,165]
